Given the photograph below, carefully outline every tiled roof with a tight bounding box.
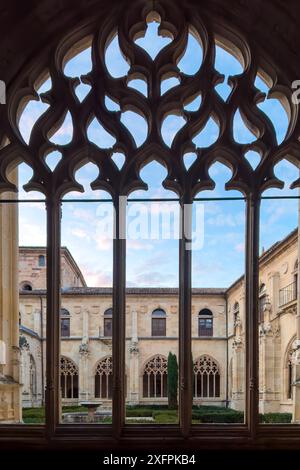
[19,324,39,338]
[20,287,227,296]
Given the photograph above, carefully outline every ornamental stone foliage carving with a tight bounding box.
[129,341,139,354]
[0,0,299,200]
[234,313,242,329]
[259,321,280,338]
[282,305,297,316]
[232,337,243,349]
[79,342,89,356]
[19,336,30,351]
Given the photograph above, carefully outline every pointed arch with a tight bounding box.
[193,355,220,398]
[60,356,79,399]
[142,354,168,398]
[284,336,296,400]
[94,356,113,399]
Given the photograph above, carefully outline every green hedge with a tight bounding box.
[126,409,153,417]
[22,407,45,423]
[259,413,292,423]
[126,404,169,410]
[192,408,244,423]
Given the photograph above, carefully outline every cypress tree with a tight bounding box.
[167,352,178,409]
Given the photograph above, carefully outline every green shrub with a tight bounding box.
[167,352,178,410]
[62,405,88,413]
[22,407,45,423]
[152,410,178,424]
[126,404,169,410]
[259,413,292,423]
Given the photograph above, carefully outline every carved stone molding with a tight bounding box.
[259,321,280,338]
[232,337,243,350]
[79,342,89,356]
[0,0,299,199]
[129,341,139,354]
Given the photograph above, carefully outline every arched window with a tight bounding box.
[103,308,113,337]
[20,282,33,291]
[194,355,220,398]
[60,308,70,337]
[294,260,298,298]
[95,356,112,399]
[30,355,37,398]
[259,283,267,322]
[198,309,213,337]
[151,309,166,337]
[60,356,78,399]
[143,355,167,398]
[38,254,46,267]
[287,346,294,400]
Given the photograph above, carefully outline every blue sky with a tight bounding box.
[16,20,298,288]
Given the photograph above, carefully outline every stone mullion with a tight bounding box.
[179,198,192,437]
[45,196,61,435]
[112,195,126,437]
[245,194,260,435]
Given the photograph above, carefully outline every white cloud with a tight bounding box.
[19,221,46,246]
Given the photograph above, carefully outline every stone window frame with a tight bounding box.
[94,356,113,399]
[60,356,79,399]
[20,281,33,292]
[193,355,221,399]
[60,308,71,338]
[198,309,213,337]
[38,255,46,267]
[103,308,113,337]
[142,355,168,398]
[284,337,296,402]
[151,308,167,337]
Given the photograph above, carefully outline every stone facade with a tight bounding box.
[0,181,21,423]
[18,228,300,416]
[19,246,86,291]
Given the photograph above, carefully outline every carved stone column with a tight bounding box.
[128,309,139,405]
[79,308,90,401]
[259,315,281,414]
[79,344,90,401]
[0,181,21,423]
[19,337,31,407]
[231,335,244,411]
[292,209,300,422]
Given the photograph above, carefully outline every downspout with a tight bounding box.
[39,295,44,406]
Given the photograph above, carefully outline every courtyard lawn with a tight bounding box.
[22,405,293,424]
